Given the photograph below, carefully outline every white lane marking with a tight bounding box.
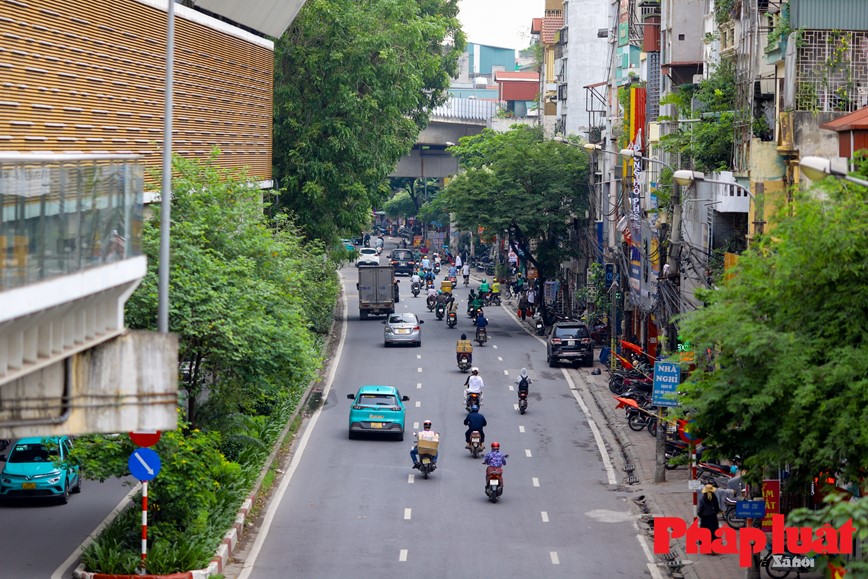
[52,482,142,579]
[413,421,419,429]
[415,401,421,407]
[493,345,498,349]
[519,425,525,433]
[562,369,618,485]
[532,477,540,487]
[550,552,560,565]
[635,521,666,579]
[497,356,503,361]
[513,404,519,411]
[541,511,550,523]
[399,549,408,562]
[503,369,509,375]
[417,367,422,373]
[508,385,514,391]
[417,383,422,389]
[408,474,415,484]
[239,276,351,579]
[417,354,422,359]
[404,508,412,520]
[525,449,532,457]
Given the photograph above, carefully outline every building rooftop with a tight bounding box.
[819,107,868,131]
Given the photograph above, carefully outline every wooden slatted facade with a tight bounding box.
[0,0,273,185]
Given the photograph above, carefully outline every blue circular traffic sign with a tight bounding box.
[128,447,161,481]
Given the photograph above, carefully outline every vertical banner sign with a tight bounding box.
[652,361,681,407]
[761,479,781,531]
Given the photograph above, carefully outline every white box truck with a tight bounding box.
[357,265,398,319]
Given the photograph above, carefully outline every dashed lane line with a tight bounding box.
[525,449,532,457]
[519,425,525,433]
[415,401,421,407]
[550,552,560,565]
[541,511,549,523]
[408,474,415,484]
[532,477,540,487]
[404,508,412,520]
[399,549,408,562]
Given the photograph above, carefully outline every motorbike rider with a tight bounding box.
[464,405,487,447]
[474,309,488,340]
[410,271,422,293]
[435,290,448,311]
[456,333,473,365]
[515,368,531,396]
[464,367,484,404]
[410,419,439,468]
[446,293,459,316]
[479,278,491,299]
[421,256,431,272]
[462,262,471,284]
[483,442,507,471]
[448,264,458,279]
[490,279,501,300]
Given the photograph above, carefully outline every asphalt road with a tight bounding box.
[240,240,657,578]
[0,472,132,578]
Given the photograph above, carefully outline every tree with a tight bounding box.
[126,152,334,426]
[382,189,418,220]
[272,0,465,243]
[677,162,868,496]
[442,126,590,311]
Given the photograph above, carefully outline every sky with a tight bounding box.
[458,0,545,51]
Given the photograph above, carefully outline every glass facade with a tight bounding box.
[0,154,144,290]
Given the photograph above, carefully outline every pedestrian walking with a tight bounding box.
[518,292,529,320]
[697,483,720,549]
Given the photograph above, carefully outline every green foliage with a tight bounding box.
[80,507,141,574]
[677,171,868,493]
[383,189,418,219]
[129,153,333,424]
[715,0,735,24]
[659,60,736,173]
[575,262,610,325]
[788,492,868,575]
[272,0,465,244]
[441,126,589,284]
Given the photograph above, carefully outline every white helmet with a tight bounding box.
[520,368,528,378]
[471,367,479,374]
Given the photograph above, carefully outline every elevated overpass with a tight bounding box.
[391,98,498,178]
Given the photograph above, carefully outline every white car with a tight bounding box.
[357,247,380,267]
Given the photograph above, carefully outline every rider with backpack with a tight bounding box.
[515,368,531,397]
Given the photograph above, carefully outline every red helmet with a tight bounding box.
[491,441,500,450]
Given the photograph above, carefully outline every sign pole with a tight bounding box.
[141,480,148,572]
[690,441,697,518]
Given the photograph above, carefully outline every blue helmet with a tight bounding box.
[470,405,479,412]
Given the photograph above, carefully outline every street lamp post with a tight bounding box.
[800,156,868,187]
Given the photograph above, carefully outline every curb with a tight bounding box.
[574,365,701,579]
[75,282,344,579]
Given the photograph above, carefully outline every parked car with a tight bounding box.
[389,248,416,276]
[546,321,594,367]
[383,312,424,347]
[356,247,380,267]
[346,385,409,440]
[0,436,81,504]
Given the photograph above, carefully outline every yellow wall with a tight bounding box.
[0,0,273,184]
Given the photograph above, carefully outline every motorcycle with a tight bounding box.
[485,458,508,503]
[463,274,469,286]
[486,293,501,306]
[468,431,484,459]
[416,441,439,480]
[435,303,445,320]
[475,326,487,346]
[411,282,421,297]
[465,391,481,412]
[458,355,471,373]
[534,315,545,336]
[447,274,457,287]
[518,390,528,414]
[467,305,479,320]
[447,311,457,328]
[433,263,441,274]
[426,295,436,311]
